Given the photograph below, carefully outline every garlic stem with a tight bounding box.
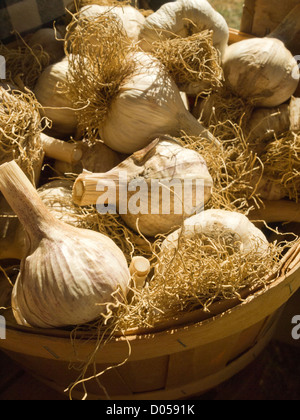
[0,161,59,244]
[179,109,221,147]
[73,170,119,207]
[129,256,151,289]
[40,133,83,164]
[249,200,300,224]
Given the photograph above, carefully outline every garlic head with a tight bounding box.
[0,161,131,329]
[138,0,229,58]
[222,38,299,107]
[34,57,78,137]
[99,51,218,154]
[78,4,146,42]
[162,209,270,256]
[73,136,214,237]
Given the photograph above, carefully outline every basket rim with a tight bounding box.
[0,239,299,364]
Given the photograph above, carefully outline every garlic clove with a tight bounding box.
[0,161,131,329]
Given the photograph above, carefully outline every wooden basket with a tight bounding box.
[0,239,300,400]
[0,4,300,401]
[240,0,300,36]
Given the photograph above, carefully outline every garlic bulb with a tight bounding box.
[138,0,229,58]
[73,136,213,237]
[0,160,131,328]
[65,12,219,153]
[34,57,78,137]
[222,38,299,107]
[78,4,145,42]
[28,27,65,64]
[246,97,300,146]
[98,51,219,154]
[162,209,270,256]
[150,209,273,320]
[37,179,84,227]
[256,177,287,201]
[246,104,290,147]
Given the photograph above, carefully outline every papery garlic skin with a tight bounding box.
[162,209,270,256]
[222,38,299,107]
[78,4,146,42]
[38,180,82,226]
[12,225,130,328]
[73,137,214,237]
[256,178,287,201]
[34,57,77,137]
[246,104,290,146]
[138,0,229,58]
[99,51,218,154]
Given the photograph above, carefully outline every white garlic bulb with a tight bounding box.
[222,38,299,107]
[138,0,229,58]
[99,51,219,154]
[34,57,78,137]
[73,136,213,237]
[78,4,146,42]
[162,209,270,256]
[247,96,300,146]
[0,161,131,328]
[256,178,288,201]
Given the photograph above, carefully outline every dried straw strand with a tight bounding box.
[0,35,50,91]
[65,11,136,141]
[0,87,44,184]
[150,30,223,96]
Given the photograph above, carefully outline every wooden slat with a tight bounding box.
[240,0,256,34]
[166,334,241,390]
[240,0,300,37]
[229,28,255,44]
[1,251,299,365]
[0,352,23,392]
